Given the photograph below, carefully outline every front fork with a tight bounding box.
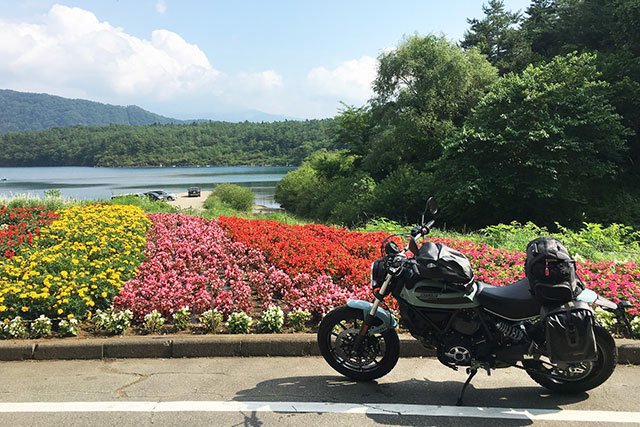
[353,274,394,351]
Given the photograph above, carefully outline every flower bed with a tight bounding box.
[0,204,150,320]
[218,217,387,288]
[114,213,257,321]
[220,217,640,315]
[0,206,59,259]
[2,208,638,337]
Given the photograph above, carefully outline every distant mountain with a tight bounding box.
[0,89,186,134]
[180,109,301,123]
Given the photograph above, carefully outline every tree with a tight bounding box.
[520,0,640,177]
[439,53,630,228]
[461,0,530,74]
[274,35,498,226]
[333,103,374,157]
[368,34,497,174]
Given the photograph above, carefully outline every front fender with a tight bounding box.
[346,299,398,334]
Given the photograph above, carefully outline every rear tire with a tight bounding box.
[526,325,617,393]
[317,305,399,381]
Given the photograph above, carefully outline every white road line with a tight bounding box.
[0,401,637,423]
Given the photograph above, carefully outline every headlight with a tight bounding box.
[370,259,386,289]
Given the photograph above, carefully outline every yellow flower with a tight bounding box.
[57,309,63,315]
[100,292,107,298]
[21,306,29,312]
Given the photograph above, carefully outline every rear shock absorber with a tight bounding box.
[494,320,525,342]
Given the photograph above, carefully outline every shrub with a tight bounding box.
[172,306,191,331]
[227,312,252,334]
[199,309,223,333]
[30,314,52,338]
[201,195,246,217]
[58,318,79,337]
[4,316,29,339]
[109,195,178,214]
[94,308,132,335]
[213,183,254,212]
[287,309,311,331]
[479,221,640,263]
[143,310,166,334]
[257,305,284,333]
[631,316,640,337]
[0,193,77,212]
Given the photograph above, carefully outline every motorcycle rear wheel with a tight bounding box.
[317,305,399,381]
[525,325,617,393]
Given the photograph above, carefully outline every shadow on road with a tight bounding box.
[233,374,589,426]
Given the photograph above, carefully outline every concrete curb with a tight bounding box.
[0,334,637,363]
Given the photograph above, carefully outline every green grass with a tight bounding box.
[0,193,82,211]
[108,195,179,213]
[358,217,640,264]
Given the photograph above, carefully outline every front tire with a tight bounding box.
[526,325,617,393]
[317,305,399,381]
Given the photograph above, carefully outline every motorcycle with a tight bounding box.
[317,198,632,405]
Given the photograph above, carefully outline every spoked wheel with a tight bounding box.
[317,305,399,381]
[525,325,617,393]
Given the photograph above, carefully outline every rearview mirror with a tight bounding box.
[426,197,438,215]
[421,197,438,224]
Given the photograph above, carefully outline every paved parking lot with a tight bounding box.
[1,356,639,426]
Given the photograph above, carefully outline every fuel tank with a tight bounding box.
[398,278,478,309]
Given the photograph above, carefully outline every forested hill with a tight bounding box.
[0,120,337,167]
[0,89,185,133]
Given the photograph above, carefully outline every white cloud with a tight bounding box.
[307,56,378,103]
[0,4,379,119]
[235,70,283,92]
[156,0,167,14]
[0,4,221,102]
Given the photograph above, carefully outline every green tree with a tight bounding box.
[440,53,630,228]
[276,35,498,226]
[461,0,530,74]
[520,0,640,178]
[333,103,374,157]
[369,35,498,174]
[274,160,320,216]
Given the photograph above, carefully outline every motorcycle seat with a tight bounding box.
[475,278,541,320]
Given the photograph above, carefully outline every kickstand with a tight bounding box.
[456,368,478,406]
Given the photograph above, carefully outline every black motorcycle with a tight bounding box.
[317,198,631,405]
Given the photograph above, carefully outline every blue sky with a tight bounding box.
[0,0,532,120]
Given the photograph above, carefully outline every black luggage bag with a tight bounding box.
[525,237,580,304]
[542,301,597,363]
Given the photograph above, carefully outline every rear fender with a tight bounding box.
[577,288,618,310]
[346,299,398,334]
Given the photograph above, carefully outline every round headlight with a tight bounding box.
[370,261,376,287]
[370,259,385,289]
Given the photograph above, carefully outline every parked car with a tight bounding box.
[145,190,176,201]
[188,187,201,197]
[143,191,165,201]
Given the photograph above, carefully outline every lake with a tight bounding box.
[0,166,295,208]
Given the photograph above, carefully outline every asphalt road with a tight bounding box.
[1,356,639,427]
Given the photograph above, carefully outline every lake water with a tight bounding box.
[0,166,295,208]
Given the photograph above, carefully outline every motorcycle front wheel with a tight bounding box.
[317,305,400,381]
[525,325,617,393]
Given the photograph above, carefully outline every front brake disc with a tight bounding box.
[335,328,378,366]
